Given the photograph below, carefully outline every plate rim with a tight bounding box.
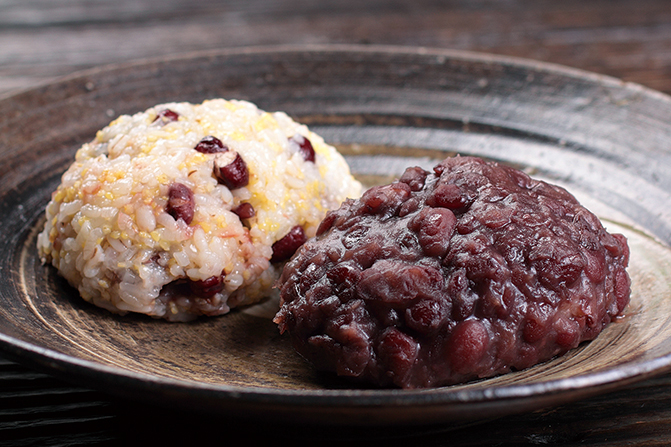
[2,326,669,407]
[4,43,671,106]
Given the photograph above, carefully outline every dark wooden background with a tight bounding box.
[3,0,671,445]
[4,0,671,99]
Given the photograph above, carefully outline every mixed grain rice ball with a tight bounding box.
[37,99,362,321]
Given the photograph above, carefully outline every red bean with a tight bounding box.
[166,183,195,224]
[153,109,179,124]
[360,182,411,216]
[615,268,631,313]
[271,225,307,263]
[377,327,419,384]
[398,166,428,191]
[316,209,339,236]
[195,136,228,154]
[408,206,456,258]
[426,183,467,210]
[554,316,580,349]
[356,260,443,304]
[447,319,489,374]
[326,263,362,301]
[522,307,547,344]
[405,299,449,335]
[290,134,316,162]
[528,240,584,289]
[189,273,225,297]
[232,202,255,219]
[214,152,249,189]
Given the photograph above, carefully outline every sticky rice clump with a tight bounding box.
[37,99,362,321]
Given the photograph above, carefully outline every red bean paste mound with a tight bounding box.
[274,156,631,389]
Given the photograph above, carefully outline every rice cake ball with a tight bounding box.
[37,99,362,321]
[274,156,631,388]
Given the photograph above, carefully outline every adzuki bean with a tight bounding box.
[232,202,256,219]
[194,136,228,154]
[214,152,249,189]
[153,109,179,124]
[189,273,225,298]
[166,183,195,224]
[271,225,307,263]
[290,134,316,162]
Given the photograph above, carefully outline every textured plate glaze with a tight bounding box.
[2,45,671,426]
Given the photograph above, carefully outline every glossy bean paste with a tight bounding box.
[274,156,631,388]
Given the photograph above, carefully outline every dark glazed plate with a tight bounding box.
[2,45,671,426]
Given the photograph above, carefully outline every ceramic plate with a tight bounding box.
[2,45,671,426]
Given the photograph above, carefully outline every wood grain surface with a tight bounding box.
[3,1,671,445]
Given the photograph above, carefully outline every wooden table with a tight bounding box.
[2,1,671,445]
